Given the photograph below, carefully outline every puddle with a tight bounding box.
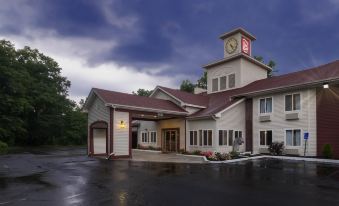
[0,172,54,189]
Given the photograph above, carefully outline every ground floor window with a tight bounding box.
[141,131,148,143]
[286,129,301,146]
[189,131,198,146]
[150,131,156,143]
[202,130,212,146]
[228,130,233,146]
[219,130,228,146]
[260,130,272,146]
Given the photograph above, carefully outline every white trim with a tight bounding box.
[188,130,198,146]
[258,96,273,116]
[231,77,339,98]
[284,128,303,148]
[149,131,157,144]
[150,86,207,108]
[105,103,188,115]
[214,98,245,118]
[258,130,273,147]
[284,92,302,114]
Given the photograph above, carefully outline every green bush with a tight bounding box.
[0,140,9,155]
[322,144,333,159]
[268,141,284,156]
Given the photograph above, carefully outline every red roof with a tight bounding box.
[156,86,209,107]
[234,59,339,97]
[88,60,339,119]
[92,88,187,114]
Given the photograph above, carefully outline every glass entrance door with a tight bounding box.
[164,130,178,152]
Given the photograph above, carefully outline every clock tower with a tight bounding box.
[219,28,256,58]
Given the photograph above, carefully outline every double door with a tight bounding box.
[163,130,178,152]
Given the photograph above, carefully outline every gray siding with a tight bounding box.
[87,95,110,153]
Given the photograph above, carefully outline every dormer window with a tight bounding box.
[228,73,235,88]
[220,76,227,90]
[212,78,218,92]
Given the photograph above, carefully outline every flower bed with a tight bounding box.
[181,150,245,161]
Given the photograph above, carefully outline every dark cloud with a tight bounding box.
[1,0,339,78]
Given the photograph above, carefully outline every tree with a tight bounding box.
[196,71,207,89]
[254,55,278,77]
[180,79,195,93]
[0,39,87,146]
[132,88,153,97]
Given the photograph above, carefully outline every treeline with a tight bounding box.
[0,40,87,146]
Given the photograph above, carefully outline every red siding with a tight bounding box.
[317,85,339,159]
[245,98,253,152]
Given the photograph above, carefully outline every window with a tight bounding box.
[285,93,300,112]
[220,76,227,90]
[228,130,233,146]
[286,129,301,146]
[212,78,218,92]
[189,131,198,146]
[228,74,235,88]
[219,130,228,146]
[259,130,272,146]
[202,130,212,146]
[208,130,212,146]
[260,97,272,114]
[141,132,148,143]
[150,131,156,143]
[199,130,202,146]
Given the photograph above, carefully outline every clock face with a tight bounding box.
[225,38,238,54]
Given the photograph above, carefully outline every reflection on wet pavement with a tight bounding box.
[0,148,339,205]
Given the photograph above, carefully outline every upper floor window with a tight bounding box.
[286,129,301,146]
[260,97,272,114]
[228,74,235,88]
[220,76,227,90]
[212,78,218,92]
[285,93,300,112]
[260,130,272,146]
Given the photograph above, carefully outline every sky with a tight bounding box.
[1,0,339,102]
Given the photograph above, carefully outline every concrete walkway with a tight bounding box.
[131,149,206,163]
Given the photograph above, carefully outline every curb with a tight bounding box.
[132,149,162,153]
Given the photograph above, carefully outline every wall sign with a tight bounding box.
[304,132,309,140]
[241,37,250,55]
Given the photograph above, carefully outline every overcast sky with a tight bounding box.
[1,0,339,102]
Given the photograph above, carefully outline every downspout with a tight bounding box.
[107,105,116,160]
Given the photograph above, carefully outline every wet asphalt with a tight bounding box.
[0,147,339,206]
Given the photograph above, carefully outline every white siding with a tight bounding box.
[186,119,217,152]
[138,121,159,147]
[207,59,242,94]
[216,101,246,153]
[113,111,130,156]
[151,90,182,106]
[240,58,267,87]
[87,95,110,154]
[252,89,317,156]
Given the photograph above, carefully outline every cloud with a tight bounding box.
[0,29,188,103]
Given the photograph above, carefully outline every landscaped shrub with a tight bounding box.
[201,151,214,158]
[268,141,284,155]
[322,144,333,159]
[192,150,202,155]
[0,140,9,155]
[229,151,240,159]
[214,152,232,161]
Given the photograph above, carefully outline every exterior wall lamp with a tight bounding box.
[119,120,126,129]
[323,83,329,89]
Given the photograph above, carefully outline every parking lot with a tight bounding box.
[1,147,339,205]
